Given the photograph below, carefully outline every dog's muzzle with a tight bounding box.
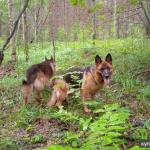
[103,73,110,84]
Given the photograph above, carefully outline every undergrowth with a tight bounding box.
[0,38,150,150]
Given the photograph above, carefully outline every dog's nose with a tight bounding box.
[104,74,109,79]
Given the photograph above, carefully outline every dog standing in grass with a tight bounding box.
[47,54,113,113]
[21,56,56,104]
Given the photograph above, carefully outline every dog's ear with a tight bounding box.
[50,56,54,61]
[95,55,102,65]
[45,56,48,61]
[105,53,112,65]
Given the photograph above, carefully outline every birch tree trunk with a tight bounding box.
[22,10,29,61]
[91,0,96,45]
[140,1,150,38]
[8,0,16,61]
[34,0,40,48]
[0,0,29,66]
[0,13,2,37]
[107,0,112,38]
[34,0,37,47]
[146,2,150,38]
[113,0,117,38]
[123,0,129,38]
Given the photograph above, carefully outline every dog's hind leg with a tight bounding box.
[55,90,68,108]
[36,91,42,102]
[34,78,45,102]
[47,89,57,106]
[21,80,33,104]
[47,87,68,109]
[47,78,69,109]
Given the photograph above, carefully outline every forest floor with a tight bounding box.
[0,39,150,150]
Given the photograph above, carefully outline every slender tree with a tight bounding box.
[22,10,29,61]
[0,0,30,66]
[0,13,2,37]
[91,0,96,45]
[8,0,16,61]
[140,0,150,38]
[34,0,41,48]
[113,0,117,38]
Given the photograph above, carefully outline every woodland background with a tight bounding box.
[0,0,150,62]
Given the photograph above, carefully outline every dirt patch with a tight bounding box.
[143,67,150,81]
[135,65,150,81]
[2,117,67,149]
[0,61,16,79]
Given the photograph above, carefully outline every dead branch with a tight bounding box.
[139,0,150,25]
[30,1,54,44]
[0,0,30,66]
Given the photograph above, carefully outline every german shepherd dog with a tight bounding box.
[47,54,113,113]
[21,56,56,104]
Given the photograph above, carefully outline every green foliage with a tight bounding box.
[55,27,66,41]
[63,131,82,147]
[129,146,148,150]
[130,0,139,6]
[81,104,130,149]
[89,3,103,13]
[24,134,31,142]
[0,38,150,149]
[97,14,105,20]
[37,145,78,150]
[116,4,126,14]
[0,0,8,16]
[139,86,150,99]
[26,124,35,132]
[32,134,43,143]
[144,119,150,131]
[120,78,138,93]
[51,109,79,122]
[70,0,86,7]
[131,128,148,140]
[17,105,41,127]
[0,138,19,150]
[47,104,130,149]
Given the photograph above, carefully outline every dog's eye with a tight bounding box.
[100,68,104,72]
[106,67,110,70]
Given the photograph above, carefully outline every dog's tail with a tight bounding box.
[21,79,33,104]
[22,79,27,85]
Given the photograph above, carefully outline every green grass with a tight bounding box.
[0,38,150,149]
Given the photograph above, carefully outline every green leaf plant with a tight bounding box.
[47,104,130,149]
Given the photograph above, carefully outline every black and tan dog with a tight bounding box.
[21,56,56,104]
[47,54,113,113]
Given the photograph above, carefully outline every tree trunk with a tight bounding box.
[0,0,29,66]
[145,1,150,38]
[145,24,150,38]
[22,10,29,61]
[116,15,120,39]
[123,0,129,38]
[91,0,96,45]
[107,0,112,38]
[113,0,117,38]
[34,0,40,48]
[34,0,37,47]
[8,0,16,61]
[0,13,2,37]
[140,0,150,38]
